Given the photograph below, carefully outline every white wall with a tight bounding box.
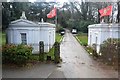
[88,24,120,53]
[7,22,56,54]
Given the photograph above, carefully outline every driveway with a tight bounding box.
[60,30,118,78]
[2,63,57,78]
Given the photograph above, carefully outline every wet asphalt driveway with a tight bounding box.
[60,30,118,78]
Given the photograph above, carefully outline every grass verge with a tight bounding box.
[75,33,88,46]
[55,33,63,43]
[0,32,6,45]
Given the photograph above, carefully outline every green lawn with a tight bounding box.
[76,33,88,46]
[46,47,54,60]
[55,33,63,43]
[0,32,6,45]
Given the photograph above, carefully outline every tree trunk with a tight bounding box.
[117,2,120,23]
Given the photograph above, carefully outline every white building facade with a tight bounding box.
[88,23,120,53]
[6,13,56,54]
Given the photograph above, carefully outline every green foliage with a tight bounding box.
[2,44,33,65]
[2,2,30,30]
[78,20,95,33]
[86,45,98,58]
[86,46,94,54]
[46,47,54,60]
[55,33,63,43]
[29,45,57,62]
[39,53,44,61]
[0,32,6,45]
[76,33,88,46]
[2,33,6,45]
[2,3,11,30]
[56,25,64,33]
[30,47,54,61]
[2,2,58,30]
[100,38,120,66]
[68,20,95,33]
[29,54,39,61]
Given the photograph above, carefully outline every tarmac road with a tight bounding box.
[60,29,118,78]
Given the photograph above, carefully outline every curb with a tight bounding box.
[75,36,81,43]
[59,36,64,43]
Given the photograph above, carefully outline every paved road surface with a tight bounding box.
[60,30,118,78]
[3,63,57,78]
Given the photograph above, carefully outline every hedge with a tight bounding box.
[2,44,33,65]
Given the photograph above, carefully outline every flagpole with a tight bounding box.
[54,6,57,43]
[55,8,57,27]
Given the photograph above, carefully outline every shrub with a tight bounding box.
[86,45,98,58]
[2,44,33,65]
[86,46,94,54]
[56,25,64,33]
[100,38,119,66]
[82,42,88,46]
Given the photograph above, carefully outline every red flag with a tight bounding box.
[47,7,56,18]
[99,5,112,18]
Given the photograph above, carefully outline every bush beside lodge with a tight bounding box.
[2,44,33,65]
[100,38,119,67]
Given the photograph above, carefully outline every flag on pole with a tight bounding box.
[99,5,112,18]
[47,7,57,18]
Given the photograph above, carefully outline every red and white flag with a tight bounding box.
[47,7,57,18]
[99,5,112,18]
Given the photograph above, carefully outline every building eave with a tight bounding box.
[88,23,120,28]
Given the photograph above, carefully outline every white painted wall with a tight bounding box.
[7,19,56,54]
[88,23,120,54]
